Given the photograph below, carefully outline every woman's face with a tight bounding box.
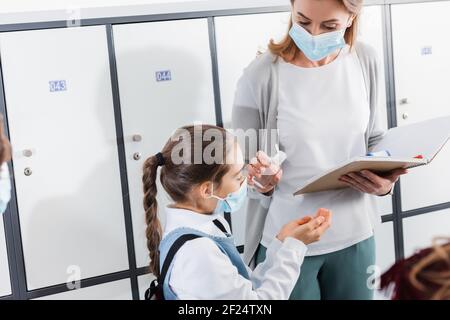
[292,0,354,36]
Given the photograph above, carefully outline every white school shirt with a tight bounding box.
[163,206,307,299]
[261,44,378,255]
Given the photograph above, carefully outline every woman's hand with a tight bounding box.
[246,151,282,195]
[277,208,332,245]
[339,168,408,196]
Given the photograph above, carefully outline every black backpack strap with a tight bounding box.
[212,219,229,235]
[160,234,202,281]
[145,233,202,300]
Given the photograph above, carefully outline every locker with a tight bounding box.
[399,144,450,211]
[391,2,450,211]
[373,221,395,273]
[0,217,11,297]
[0,26,129,290]
[215,11,291,129]
[392,2,450,125]
[35,278,132,300]
[403,209,450,258]
[113,19,217,268]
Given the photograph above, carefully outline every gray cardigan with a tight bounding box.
[232,41,386,267]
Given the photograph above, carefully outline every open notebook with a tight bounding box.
[294,116,450,196]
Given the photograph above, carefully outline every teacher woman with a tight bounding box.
[232,0,408,299]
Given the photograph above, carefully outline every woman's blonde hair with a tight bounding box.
[269,0,364,62]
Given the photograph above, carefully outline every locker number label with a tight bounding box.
[421,46,432,56]
[49,80,67,92]
[155,70,172,82]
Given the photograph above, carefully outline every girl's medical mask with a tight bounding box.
[208,178,247,214]
[289,18,349,62]
[0,163,11,215]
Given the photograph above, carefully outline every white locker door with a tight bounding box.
[373,221,396,299]
[0,217,11,297]
[403,209,450,258]
[373,221,395,273]
[35,279,132,300]
[0,26,129,290]
[391,2,450,211]
[215,12,291,129]
[113,19,217,268]
[359,5,393,217]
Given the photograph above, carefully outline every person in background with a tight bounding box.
[0,113,12,215]
[380,237,450,300]
[142,124,332,300]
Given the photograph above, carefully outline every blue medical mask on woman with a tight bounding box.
[0,163,11,215]
[208,178,247,214]
[289,19,348,62]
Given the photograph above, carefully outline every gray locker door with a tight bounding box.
[392,2,450,211]
[113,18,217,268]
[0,26,129,290]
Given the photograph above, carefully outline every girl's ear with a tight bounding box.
[198,181,213,199]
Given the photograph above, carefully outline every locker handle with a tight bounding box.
[23,149,33,157]
[132,134,142,142]
[399,98,409,106]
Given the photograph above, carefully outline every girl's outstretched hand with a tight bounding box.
[277,208,332,245]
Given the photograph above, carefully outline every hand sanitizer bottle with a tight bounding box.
[252,148,287,189]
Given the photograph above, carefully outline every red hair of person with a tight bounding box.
[380,237,450,300]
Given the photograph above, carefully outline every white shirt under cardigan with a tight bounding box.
[163,206,307,300]
[260,44,380,255]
